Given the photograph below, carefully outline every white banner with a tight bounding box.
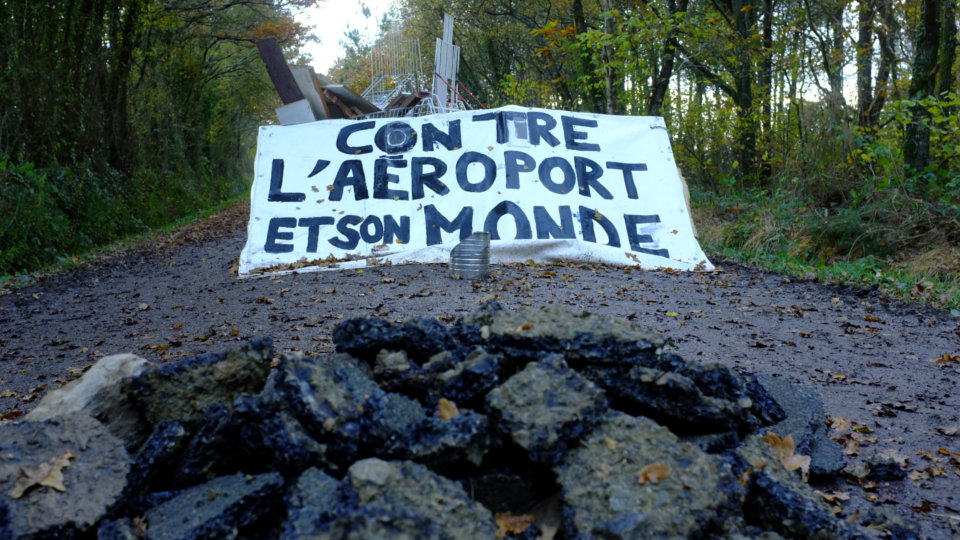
[239,105,712,275]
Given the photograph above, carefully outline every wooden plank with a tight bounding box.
[322,89,362,118]
[323,85,380,114]
[290,66,329,120]
[309,70,334,119]
[256,38,304,105]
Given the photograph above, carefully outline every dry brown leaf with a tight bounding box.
[0,410,25,421]
[933,353,959,364]
[637,463,671,485]
[762,432,811,481]
[494,512,535,538]
[816,489,851,505]
[10,451,76,499]
[437,398,459,421]
[827,416,852,432]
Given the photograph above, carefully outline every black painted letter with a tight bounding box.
[374,157,409,200]
[424,205,473,245]
[606,161,647,199]
[578,206,620,247]
[336,121,375,155]
[298,217,334,252]
[624,214,670,258]
[456,152,496,193]
[422,120,462,151]
[265,217,296,253]
[268,159,305,202]
[411,157,449,199]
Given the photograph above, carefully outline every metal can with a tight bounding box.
[450,231,490,279]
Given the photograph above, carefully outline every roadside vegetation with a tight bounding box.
[0,0,312,277]
[2,0,958,311]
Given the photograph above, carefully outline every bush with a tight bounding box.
[0,154,247,276]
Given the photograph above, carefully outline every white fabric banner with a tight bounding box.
[239,105,712,275]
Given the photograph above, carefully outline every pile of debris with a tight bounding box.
[0,304,922,539]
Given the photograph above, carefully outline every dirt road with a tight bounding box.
[1,202,959,537]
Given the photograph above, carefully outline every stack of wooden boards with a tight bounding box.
[258,38,426,124]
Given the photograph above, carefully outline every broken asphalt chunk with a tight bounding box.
[126,339,272,429]
[556,411,742,538]
[0,413,129,539]
[144,472,284,540]
[486,354,607,464]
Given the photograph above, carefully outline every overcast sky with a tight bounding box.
[296,0,395,75]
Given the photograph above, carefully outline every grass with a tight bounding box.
[0,194,248,294]
[692,188,960,314]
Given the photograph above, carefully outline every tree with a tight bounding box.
[902,0,941,173]
[856,0,895,130]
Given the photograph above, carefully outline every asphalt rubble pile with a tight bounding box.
[0,303,927,539]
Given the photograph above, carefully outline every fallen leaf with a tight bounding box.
[933,353,959,364]
[1,410,25,421]
[437,398,459,420]
[604,436,619,450]
[827,416,852,432]
[10,451,76,498]
[762,432,811,481]
[816,489,850,505]
[911,500,938,513]
[494,512,535,538]
[637,463,671,485]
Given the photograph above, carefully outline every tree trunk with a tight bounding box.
[856,0,875,128]
[758,0,774,180]
[733,0,757,178]
[937,0,957,96]
[903,0,940,173]
[601,0,621,114]
[572,0,605,113]
[862,0,894,129]
[647,0,688,116]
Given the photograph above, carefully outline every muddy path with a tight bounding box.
[1,202,959,537]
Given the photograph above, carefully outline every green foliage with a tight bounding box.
[0,153,247,276]
[694,186,960,310]
[0,0,308,276]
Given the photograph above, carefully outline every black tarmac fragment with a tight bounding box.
[0,303,927,539]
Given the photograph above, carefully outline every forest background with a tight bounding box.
[1,0,958,310]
